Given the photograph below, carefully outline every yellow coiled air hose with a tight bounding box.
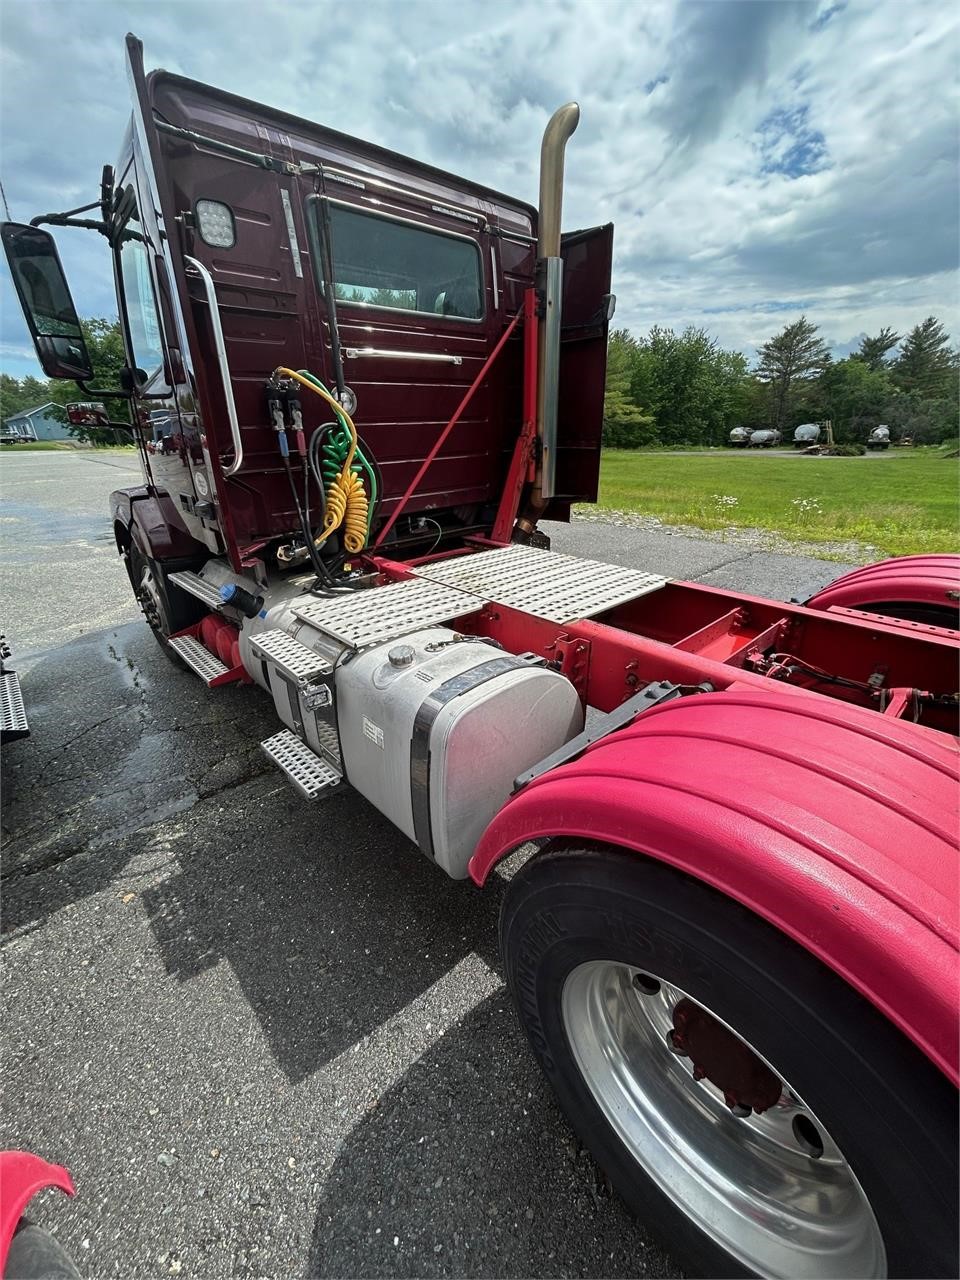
[273,367,368,554]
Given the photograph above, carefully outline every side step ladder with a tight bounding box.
[167,634,232,686]
[0,669,29,742]
[167,570,226,611]
[261,729,341,800]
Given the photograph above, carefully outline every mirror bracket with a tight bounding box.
[75,379,132,401]
[29,213,112,239]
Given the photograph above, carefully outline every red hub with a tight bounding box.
[669,997,782,1115]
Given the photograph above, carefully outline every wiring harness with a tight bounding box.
[272,366,378,556]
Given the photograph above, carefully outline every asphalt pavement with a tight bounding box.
[0,451,850,1279]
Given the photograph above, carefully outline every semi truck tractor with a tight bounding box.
[3,35,958,1279]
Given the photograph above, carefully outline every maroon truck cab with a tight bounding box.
[90,37,612,572]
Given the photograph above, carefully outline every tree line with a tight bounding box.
[1,312,956,450]
[603,315,958,448]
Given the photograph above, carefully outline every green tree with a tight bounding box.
[853,327,900,372]
[755,316,831,430]
[45,317,130,441]
[878,392,958,444]
[602,329,656,447]
[0,373,35,422]
[629,326,750,446]
[893,317,955,397]
[818,358,896,441]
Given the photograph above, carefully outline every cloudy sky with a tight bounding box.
[1,0,957,380]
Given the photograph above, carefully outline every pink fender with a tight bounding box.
[0,1151,74,1275]
[807,553,960,615]
[470,689,960,1083]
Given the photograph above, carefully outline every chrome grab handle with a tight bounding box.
[184,255,243,477]
[342,347,462,366]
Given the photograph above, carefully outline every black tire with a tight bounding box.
[5,1220,81,1280]
[126,544,205,658]
[500,844,958,1279]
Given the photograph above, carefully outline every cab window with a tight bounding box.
[326,203,483,320]
[117,204,166,378]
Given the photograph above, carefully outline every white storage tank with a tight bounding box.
[335,627,583,878]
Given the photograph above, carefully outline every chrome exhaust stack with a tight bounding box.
[537,103,580,259]
[533,103,579,505]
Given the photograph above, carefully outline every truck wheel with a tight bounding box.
[806,553,959,628]
[127,544,204,657]
[501,845,957,1279]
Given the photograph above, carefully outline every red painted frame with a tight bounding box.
[367,550,958,734]
[491,287,540,543]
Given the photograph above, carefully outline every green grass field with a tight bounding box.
[593,449,959,557]
[0,440,75,451]
[0,441,136,452]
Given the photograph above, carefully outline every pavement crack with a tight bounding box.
[692,550,754,578]
[196,763,275,802]
[40,706,129,756]
[1,840,89,883]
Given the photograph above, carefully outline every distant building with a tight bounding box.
[1,403,73,442]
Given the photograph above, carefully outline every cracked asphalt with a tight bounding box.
[0,452,849,1278]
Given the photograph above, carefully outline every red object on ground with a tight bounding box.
[469,688,960,1083]
[806,553,960,615]
[0,1151,74,1275]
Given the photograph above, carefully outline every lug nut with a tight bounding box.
[633,973,661,996]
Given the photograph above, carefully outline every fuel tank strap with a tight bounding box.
[410,655,524,859]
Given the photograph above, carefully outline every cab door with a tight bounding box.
[307,188,502,523]
[551,222,614,511]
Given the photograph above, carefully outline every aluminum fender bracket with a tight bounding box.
[470,688,960,1084]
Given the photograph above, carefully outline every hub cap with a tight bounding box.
[561,961,885,1278]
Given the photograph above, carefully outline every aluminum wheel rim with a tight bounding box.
[561,961,886,1279]
[137,563,163,632]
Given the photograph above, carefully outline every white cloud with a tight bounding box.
[1,0,956,380]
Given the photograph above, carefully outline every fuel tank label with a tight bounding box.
[362,716,384,749]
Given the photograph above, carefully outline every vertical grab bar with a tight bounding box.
[183,255,243,477]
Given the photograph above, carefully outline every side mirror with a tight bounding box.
[1,222,94,381]
[66,402,109,427]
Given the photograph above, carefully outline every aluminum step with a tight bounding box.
[292,577,479,649]
[167,634,230,685]
[0,670,29,741]
[168,570,225,611]
[261,729,341,799]
[412,544,667,623]
[249,629,333,683]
